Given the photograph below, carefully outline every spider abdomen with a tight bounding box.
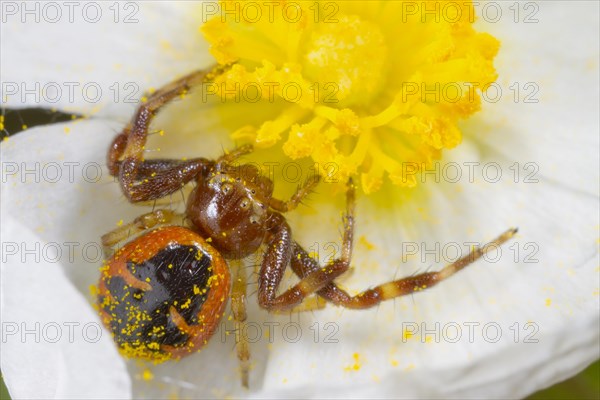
[97,226,230,362]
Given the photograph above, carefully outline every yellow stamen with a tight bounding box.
[201,0,499,194]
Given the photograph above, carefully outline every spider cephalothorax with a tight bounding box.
[186,163,273,258]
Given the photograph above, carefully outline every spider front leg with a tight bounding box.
[112,157,215,202]
[107,65,230,202]
[269,174,321,213]
[257,211,353,312]
[101,209,184,257]
[215,144,254,165]
[231,261,251,388]
[291,181,518,309]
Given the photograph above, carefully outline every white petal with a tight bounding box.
[1,120,132,398]
[1,1,213,119]
[466,0,600,196]
[1,217,131,399]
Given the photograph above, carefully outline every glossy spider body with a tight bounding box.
[97,65,517,387]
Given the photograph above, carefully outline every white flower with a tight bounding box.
[1,1,598,399]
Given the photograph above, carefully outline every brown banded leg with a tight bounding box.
[290,181,518,308]
[108,65,231,202]
[231,261,250,388]
[216,144,254,165]
[269,296,327,314]
[256,180,355,312]
[257,213,350,312]
[113,157,215,202]
[107,128,129,176]
[101,209,182,257]
[269,175,321,212]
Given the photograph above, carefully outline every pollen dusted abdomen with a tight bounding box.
[97,226,230,362]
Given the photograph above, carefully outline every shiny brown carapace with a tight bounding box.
[99,65,517,387]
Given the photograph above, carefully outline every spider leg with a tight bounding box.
[110,157,214,202]
[216,144,254,165]
[268,296,327,315]
[256,212,350,312]
[231,260,250,388]
[101,209,183,257]
[268,174,321,213]
[290,180,518,308]
[107,65,231,202]
[255,180,353,312]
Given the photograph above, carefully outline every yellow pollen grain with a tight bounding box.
[359,235,376,250]
[142,369,154,381]
[180,298,192,309]
[344,352,362,372]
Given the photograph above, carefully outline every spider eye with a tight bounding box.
[240,198,250,210]
[251,189,256,195]
[222,183,233,194]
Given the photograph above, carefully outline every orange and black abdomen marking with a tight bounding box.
[97,226,230,362]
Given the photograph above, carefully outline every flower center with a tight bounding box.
[302,15,387,107]
[201,1,500,194]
